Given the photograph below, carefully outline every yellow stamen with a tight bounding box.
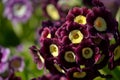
[74,15,86,25]
[82,47,93,59]
[94,17,107,31]
[64,51,76,62]
[49,44,59,57]
[69,30,83,44]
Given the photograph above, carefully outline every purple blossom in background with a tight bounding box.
[0,46,23,80]
[0,46,10,74]
[9,56,25,72]
[4,0,33,24]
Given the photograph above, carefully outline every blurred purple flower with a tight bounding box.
[0,46,10,74]
[9,56,25,72]
[4,0,33,24]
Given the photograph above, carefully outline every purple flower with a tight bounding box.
[40,38,61,59]
[0,46,10,74]
[29,46,44,70]
[75,39,100,67]
[4,0,32,23]
[58,45,78,69]
[87,7,118,36]
[56,21,89,45]
[66,7,91,25]
[9,56,25,72]
[0,46,10,63]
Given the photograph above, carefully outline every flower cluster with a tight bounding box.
[0,46,24,80]
[30,0,120,80]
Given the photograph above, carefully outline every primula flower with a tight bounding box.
[4,0,32,24]
[56,22,89,45]
[9,56,25,72]
[0,46,10,74]
[58,45,78,69]
[76,39,99,67]
[40,38,61,59]
[87,7,118,36]
[0,46,22,80]
[66,7,91,25]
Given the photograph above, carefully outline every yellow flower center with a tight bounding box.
[114,45,120,61]
[73,72,86,78]
[94,17,107,31]
[64,51,76,62]
[49,44,59,57]
[46,4,60,20]
[82,47,93,59]
[74,15,86,25]
[54,63,65,73]
[69,30,83,44]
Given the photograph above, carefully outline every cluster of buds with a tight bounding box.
[30,0,120,80]
[0,46,24,80]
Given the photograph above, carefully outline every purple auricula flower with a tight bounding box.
[41,0,66,21]
[58,45,78,69]
[29,46,44,70]
[75,39,100,67]
[40,38,61,59]
[56,21,89,45]
[66,7,91,25]
[0,46,10,74]
[87,6,118,37]
[4,0,32,24]
[9,56,25,72]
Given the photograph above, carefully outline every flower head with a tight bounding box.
[4,0,32,23]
